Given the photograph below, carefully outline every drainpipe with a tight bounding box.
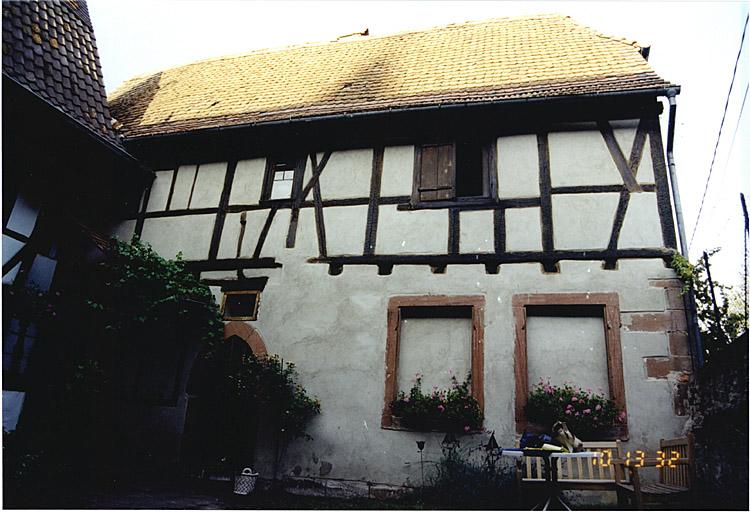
[665,89,704,369]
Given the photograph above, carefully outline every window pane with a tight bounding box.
[283,170,296,180]
[224,293,258,319]
[455,141,484,197]
[270,179,293,200]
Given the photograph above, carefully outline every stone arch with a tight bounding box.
[224,321,267,356]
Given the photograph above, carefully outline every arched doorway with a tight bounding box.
[181,323,267,479]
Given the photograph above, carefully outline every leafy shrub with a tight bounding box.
[425,444,517,509]
[390,373,482,433]
[525,379,624,439]
[227,352,321,441]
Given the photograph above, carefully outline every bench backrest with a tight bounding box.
[523,440,623,482]
[659,434,694,488]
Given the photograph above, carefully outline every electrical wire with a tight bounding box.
[689,13,749,248]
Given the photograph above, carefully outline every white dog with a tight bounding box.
[552,421,584,452]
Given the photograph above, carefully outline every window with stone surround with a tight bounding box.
[512,292,628,439]
[381,295,485,429]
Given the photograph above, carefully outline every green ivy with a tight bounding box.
[671,251,746,363]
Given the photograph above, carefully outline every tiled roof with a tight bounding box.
[2,0,120,144]
[109,14,676,139]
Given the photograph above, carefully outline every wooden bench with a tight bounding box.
[516,440,625,495]
[613,435,694,510]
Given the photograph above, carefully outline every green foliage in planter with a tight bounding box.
[525,379,624,439]
[226,353,321,441]
[390,373,482,433]
[672,251,746,363]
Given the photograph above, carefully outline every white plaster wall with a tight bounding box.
[505,207,543,252]
[397,318,472,392]
[170,165,198,210]
[190,162,226,209]
[459,210,493,253]
[217,211,267,259]
[140,214,216,260]
[229,158,265,205]
[497,134,539,198]
[229,257,685,486]
[324,205,368,255]
[618,193,663,248]
[318,149,373,200]
[381,146,414,197]
[526,316,610,394]
[146,170,174,212]
[549,130,626,187]
[6,194,39,237]
[376,206,448,254]
[552,193,620,250]
[110,220,136,242]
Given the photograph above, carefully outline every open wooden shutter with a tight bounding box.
[418,144,455,201]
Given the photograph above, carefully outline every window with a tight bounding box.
[222,291,260,321]
[262,155,304,201]
[382,295,485,428]
[512,293,628,439]
[413,140,494,204]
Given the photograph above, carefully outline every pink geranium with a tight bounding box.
[464,425,470,432]
[437,405,445,413]
[571,396,578,402]
[583,409,591,414]
[595,404,602,411]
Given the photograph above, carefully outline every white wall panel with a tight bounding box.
[376,205,448,254]
[190,162,226,209]
[229,158,266,205]
[497,135,539,198]
[459,210,493,253]
[325,205,368,255]
[146,170,174,212]
[170,165,198,210]
[218,211,267,259]
[619,193,663,248]
[319,149,373,200]
[6,195,39,237]
[506,207,543,251]
[381,146,414,197]
[140,214,215,260]
[549,130,624,187]
[552,193,619,249]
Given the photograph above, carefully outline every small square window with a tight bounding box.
[413,141,492,204]
[263,156,303,201]
[222,291,260,320]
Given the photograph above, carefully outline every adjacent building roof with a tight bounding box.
[2,0,120,145]
[109,14,676,139]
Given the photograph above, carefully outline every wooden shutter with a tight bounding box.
[417,144,455,201]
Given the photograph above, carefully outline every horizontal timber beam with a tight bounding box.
[185,258,281,272]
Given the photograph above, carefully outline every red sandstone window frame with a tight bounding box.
[512,292,628,440]
[381,295,485,429]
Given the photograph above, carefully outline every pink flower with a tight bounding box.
[575,412,580,416]
[583,409,591,414]
[565,410,572,415]
[566,404,573,410]
[404,397,410,403]
[595,404,602,411]
[464,425,470,432]
[559,397,564,401]
[437,405,445,413]
[618,411,627,422]
[543,386,552,394]
[571,397,578,402]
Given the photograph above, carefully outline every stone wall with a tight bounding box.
[687,334,748,510]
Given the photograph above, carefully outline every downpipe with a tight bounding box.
[666,90,704,369]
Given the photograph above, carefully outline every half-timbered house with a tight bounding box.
[107,15,694,493]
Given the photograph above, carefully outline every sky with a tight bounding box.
[88,0,750,290]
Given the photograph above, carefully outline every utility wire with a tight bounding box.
[690,13,749,248]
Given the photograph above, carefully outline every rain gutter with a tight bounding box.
[665,88,704,369]
[125,87,679,143]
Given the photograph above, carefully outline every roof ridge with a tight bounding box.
[110,13,579,97]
